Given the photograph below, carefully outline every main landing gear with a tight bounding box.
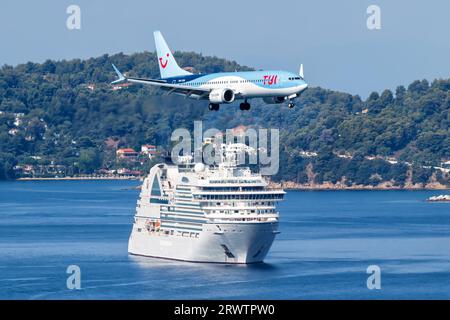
[239,100,251,111]
[288,102,295,109]
[208,103,220,111]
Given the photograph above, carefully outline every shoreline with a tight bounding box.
[10,177,449,190]
[281,186,450,191]
[16,176,141,181]
[269,181,450,191]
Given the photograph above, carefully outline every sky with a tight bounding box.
[1,0,450,97]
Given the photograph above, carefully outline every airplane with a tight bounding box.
[111,31,308,111]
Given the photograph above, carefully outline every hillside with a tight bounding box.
[0,52,448,187]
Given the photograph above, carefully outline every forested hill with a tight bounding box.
[0,52,449,187]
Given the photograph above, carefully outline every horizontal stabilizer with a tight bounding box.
[111,64,126,84]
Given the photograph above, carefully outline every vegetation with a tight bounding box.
[0,51,448,187]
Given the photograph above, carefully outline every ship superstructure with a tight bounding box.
[128,143,285,263]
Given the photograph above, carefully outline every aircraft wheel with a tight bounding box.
[209,103,219,111]
[240,102,251,110]
[288,102,295,109]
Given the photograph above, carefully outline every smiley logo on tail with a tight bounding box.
[159,53,169,69]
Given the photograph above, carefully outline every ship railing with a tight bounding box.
[207,216,278,223]
[206,213,279,219]
[192,190,285,195]
[202,206,277,212]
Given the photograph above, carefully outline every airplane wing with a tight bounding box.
[111,64,210,98]
[128,77,210,97]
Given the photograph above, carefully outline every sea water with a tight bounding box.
[0,180,449,299]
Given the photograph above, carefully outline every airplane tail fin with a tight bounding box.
[154,30,192,79]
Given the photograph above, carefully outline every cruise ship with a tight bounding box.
[128,143,285,263]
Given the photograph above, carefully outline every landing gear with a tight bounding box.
[239,100,251,111]
[288,102,295,109]
[208,103,220,111]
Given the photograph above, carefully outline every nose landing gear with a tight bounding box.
[208,103,220,111]
[288,102,295,109]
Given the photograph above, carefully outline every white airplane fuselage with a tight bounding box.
[161,71,308,100]
[112,30,308,110]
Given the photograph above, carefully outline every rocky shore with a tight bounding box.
[16,175,141,181]
[14,176,449,190]
[268,180,449,190]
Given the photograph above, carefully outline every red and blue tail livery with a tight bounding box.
[112,31,308,111]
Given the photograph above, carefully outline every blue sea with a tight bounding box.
[0,180,449,299]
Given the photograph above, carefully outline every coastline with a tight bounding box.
[280,186,450,191]
[11,177,449,190]
[268,181,450,191]
[16,176,141,181]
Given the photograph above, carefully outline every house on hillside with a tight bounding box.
[8,128,19,136]
[231,125,250,137]
[141,144,158,159]
[111,83,132,91]
[116,148,139,161]
[14,113,24,127]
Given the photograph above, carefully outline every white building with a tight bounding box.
[141,144,157,159]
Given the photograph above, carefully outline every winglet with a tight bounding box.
[111,63,126,84]
[299,64,304,79]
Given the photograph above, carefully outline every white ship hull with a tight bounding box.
[128,222,279,264]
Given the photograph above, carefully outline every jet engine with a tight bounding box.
[263,96,285,104]
[209,89,235,104]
